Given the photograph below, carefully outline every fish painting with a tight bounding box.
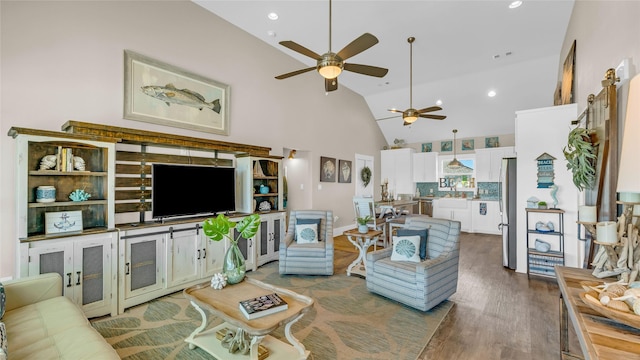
[141,83,221,113]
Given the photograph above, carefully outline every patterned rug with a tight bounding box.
[91,259,452,360]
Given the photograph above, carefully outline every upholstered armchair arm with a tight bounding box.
[280,232,295,251]
[415,248,460,278]
[366,247,393,263]
[3,273,63,312]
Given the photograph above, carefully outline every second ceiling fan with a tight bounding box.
[274,0,388,92]
[383,37,447,126]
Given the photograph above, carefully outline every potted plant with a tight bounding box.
[356,215,372,234]
[538,201,548,210]
[203,213,261,284]
[563,127,597,191]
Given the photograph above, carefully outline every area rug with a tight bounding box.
[91,260,452,360]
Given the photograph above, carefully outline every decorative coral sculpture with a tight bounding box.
[69,189,91,201]
[210,273,227,290]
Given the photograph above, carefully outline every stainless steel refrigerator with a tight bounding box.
[499,158,517,269]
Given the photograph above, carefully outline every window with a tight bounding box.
[438,155,476,191]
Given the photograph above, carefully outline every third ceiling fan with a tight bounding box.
[384,37,447,126]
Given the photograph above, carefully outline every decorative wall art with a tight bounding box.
[45,211,83,235]
[320,157,336,182]
[561,40,576,105]
[124,50,230,135]
[536,152,556,189]
[440,141,452,152]
[461,139,474,151]
[485,137,499,148]
[338,160,352,183]
[421,143,432,152]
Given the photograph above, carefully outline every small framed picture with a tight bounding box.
[485,137,499,148]
[421,143,432,152]
[338,160,352,183]
[320,157,336,182]
[441,141,452,152]
[45,211,83,235]
[461,139,474,151]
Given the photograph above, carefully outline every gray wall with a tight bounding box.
[0,1,387,278]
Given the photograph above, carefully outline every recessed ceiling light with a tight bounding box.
[436,99,443,106]
[488,90,497,97]
[268,12,279,20]
[267,30,276,37]
[509,1,523,9]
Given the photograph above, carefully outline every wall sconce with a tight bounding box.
[288,149,297,160]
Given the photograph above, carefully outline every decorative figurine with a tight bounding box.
[39,155,58,170]
[210,273,227,290]
[69,189,91,202]
[549,184,559,209]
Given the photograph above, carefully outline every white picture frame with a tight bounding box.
[45,211,83,235]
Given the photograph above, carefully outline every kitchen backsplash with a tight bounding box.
[416,182,500,200]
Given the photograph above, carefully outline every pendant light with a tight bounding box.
[448,129,462,169]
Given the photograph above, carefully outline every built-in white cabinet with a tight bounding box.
[432,199,471,232]
[413,152,439,183]
[381,148,415,197]
[236,156,283,213]
[475,146,515,182]
[470,200,501,235]
[257,212,285,266]
[20,231,117,317]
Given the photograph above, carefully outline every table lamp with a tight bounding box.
[617,73,640,228]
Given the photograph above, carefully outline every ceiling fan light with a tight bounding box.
[318,65,342,79]
[403,115,418,124]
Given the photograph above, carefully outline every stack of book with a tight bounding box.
[238,293,288,320]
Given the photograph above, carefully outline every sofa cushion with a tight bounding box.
[296,218,323,241]
[285,242,325,257]
[396,228,428,260]
[295,223,319,244]
[0,321,6,360]
[390,236,421,263]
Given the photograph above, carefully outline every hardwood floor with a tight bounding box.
[334,232,582,359]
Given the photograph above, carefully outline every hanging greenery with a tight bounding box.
[563,127,597,191]
[360,166,372,187]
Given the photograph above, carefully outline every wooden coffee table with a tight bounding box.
[183,277,314,360]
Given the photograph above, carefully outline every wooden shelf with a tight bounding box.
[28,200,108,208]
[29,170,107,176]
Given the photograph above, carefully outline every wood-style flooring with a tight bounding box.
[334,232,582,360]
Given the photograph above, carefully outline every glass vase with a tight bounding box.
[223,242,246,284]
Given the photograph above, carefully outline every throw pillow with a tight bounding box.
[296,223,319,244]
[396,228,429,260]
[0,321,6,360]
[296,218,323,241]
[390,235,421,263]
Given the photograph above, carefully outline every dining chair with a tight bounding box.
[353,197,388,248]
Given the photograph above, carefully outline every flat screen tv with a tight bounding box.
[152,164,235,220]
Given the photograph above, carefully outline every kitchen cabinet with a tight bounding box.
[381,148,415,197]
[413,152,439,183]
[432,198,471,232]
[475,146,515,182]
[21,231,117,317]
[471,200,501,235]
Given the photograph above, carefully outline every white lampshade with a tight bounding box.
[617,73,640,194]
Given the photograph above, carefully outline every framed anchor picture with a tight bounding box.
[124,50,230,135]
[45,211,83,235]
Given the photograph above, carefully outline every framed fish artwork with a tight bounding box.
[124,50,230,135]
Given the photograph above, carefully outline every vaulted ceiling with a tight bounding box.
[194,0,575,144]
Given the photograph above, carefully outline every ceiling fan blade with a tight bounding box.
[279,41,322,60]
[336,33,379,60]
[325,77,338,92]
[417,106,443,113]
[344,63,389,77]
[418,114,447,120]
[376,115,401,121]
[403,121,413,126]
[275,67,316,80]
[387,109,404,113]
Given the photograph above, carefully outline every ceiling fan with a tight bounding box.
[274,0,388,92]
[379,37,446,126]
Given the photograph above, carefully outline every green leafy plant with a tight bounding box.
[356,215,372,225]
[202,213,261,244]
[538,201,547,206]
[563,127,597,191]
[360,166,372,187]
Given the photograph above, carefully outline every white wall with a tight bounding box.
[0,1,386,278]
[515,104,579,274]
